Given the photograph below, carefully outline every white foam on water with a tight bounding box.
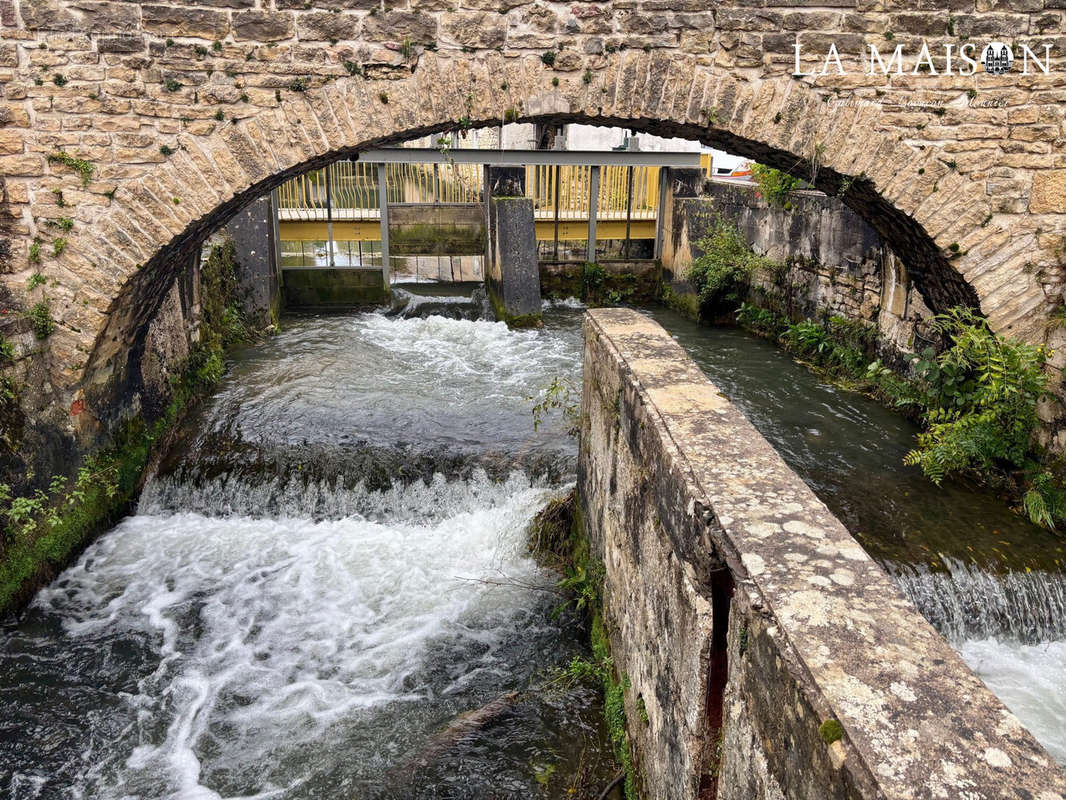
[542,297,586,310]
[960,638,1066,765]
[350,313,575,396]
[35,471,562,798]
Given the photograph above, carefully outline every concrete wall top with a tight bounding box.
[583,307,1066,798]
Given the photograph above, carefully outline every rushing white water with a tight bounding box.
[891,558,1066,644]
[889,559,1066,765]
[1,310,612,798]
[34,473,558,797]
[960,639,1066,764]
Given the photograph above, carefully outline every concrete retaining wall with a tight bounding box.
[578,307,1066,800]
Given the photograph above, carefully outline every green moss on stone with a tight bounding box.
[0,240,255,617]
[487,287,541,329]
[819,719,844,745]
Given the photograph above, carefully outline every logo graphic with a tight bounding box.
[981,42,1013,74]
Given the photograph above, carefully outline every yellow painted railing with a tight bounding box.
[277,161,664,221]
[526,165,660,220]
[276,160,482,220]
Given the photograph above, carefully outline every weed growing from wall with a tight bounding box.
[750,163,801,208]
[688,221,782,315]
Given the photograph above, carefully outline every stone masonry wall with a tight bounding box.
[0,1,1065,448]
[579,307,1066,800]
[661,181,934,357]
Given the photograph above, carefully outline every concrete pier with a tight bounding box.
[487,196,541,327]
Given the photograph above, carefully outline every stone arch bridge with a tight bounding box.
[0,0,1064,438]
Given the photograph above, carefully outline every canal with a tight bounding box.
[1,301,1063,798]
[0,309,614,798]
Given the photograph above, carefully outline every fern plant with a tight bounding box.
[903,308,1050,492]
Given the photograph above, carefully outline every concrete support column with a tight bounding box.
[485,167,526,270]
[658,167,707,278]
[488,196,541,327]
[223,194,281,329]
[377,162,390,287]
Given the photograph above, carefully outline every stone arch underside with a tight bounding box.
[6,49,1060,434]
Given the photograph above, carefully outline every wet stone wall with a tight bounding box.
[660,181,933,357]
[578,307,1066,800]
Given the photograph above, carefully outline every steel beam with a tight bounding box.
[653,167,668,260]
[587,165,600,263]
[356,148,702,167]
[324,163,335,267]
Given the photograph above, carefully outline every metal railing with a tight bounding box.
[276,160,482,221]
[277,162,665,220]
[526,164,660,220]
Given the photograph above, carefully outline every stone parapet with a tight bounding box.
[579,307,1066,800]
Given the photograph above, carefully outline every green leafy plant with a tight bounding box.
[27,301,55,339]
[52,238,66,257]
[735,302,781,336]
[163,77,183,92]
[52,74,67,87]
[540,50,556,67]
[903,308,1050,488]
[47,151,94,187]
[557,560,605,616]
[531,376,580,438]
[27,272,46,291]
[688,221,780,313]
[750,163,800,208]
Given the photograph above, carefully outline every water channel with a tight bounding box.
[1,300,1064,798]
[1,308,615,798]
